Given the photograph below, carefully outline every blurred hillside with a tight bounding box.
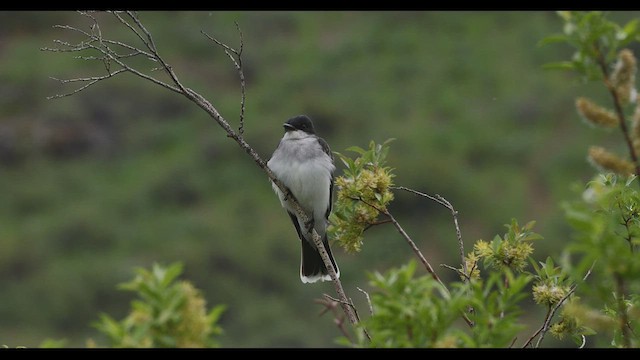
[0,11,638,347]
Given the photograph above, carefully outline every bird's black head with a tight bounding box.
[284,115,315,134]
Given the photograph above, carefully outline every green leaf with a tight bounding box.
[94,313,124,338]
[345,145,366,155]
[523,232,544,241]
[538,34,569,47]
[545,256,555,273]
[542,61,577,71]
[623,18,639,36]
[208,304,227,324]
[625,175,637,187]
[161,262,184,288]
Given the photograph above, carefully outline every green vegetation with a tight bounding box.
[1,10,640,348]
[93,262,225,348]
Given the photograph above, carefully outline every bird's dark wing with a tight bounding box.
[287,210,304,241]
[317,136,333,161]
[317,136,335,219]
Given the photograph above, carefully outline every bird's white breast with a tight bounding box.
[267,132,335,235]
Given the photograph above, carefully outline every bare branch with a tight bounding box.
[110,11,151,52]
[390,186,476,326]
[349,194,473,328]
[45,11,366,337]
[201,30,239,55]
[323,294,360,321]
[509,337,518,348]
[440,263,468,280]
[521,306,552,349]
[46,69,127,99]
[52,23,93,37]
[363,219,393,232]
[314,296,352,341]
[350,196,445,286]
[44,15,183,96]
[388,210,442,283]
[593,45,640,179]
[392,186,467,280]
[234,21,246,136]
[356,287,374,316]
[202,23,246,136]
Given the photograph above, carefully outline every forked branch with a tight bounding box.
[42,10,360,333]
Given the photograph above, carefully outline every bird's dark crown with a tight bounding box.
[284,115,315,134]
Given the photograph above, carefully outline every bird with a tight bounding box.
[267,115,339,283]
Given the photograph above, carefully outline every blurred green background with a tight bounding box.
[0,10,638,348]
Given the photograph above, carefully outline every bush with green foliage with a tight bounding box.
[323,11,640,348]
[330,139,566,347]
[92,262,225,348]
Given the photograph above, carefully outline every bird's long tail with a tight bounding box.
[300,234,339,284]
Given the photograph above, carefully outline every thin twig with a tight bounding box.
[617,200,636,253]
[357,287,374,316]
[509,337,518,348]
[351,195,474,328]
[322,294,372,341]
[314,296,352,342]
[363,219,393,232]
[323,294,361,323]
[235,21,245,135]
[522,261,596,348]
[594,45,640,179]
[614,273,632,348]
[392,187,467,280]
[533,262,595,348]
[440,263,468,280]
[110,11,152,54]
[202,23,246,136]
[522,306,552,348]
[46,69,127,99]
[390,186,476,326]
[352,196,446,288]
[43,23,182,96]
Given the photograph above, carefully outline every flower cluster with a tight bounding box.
[532,282,569,307]
[329,140,395,253]
[470,219,540,273]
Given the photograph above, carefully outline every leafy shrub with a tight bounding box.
[92,262,225,348]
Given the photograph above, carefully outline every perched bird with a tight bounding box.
[267,115,339,283]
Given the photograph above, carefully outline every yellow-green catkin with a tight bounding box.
[588,146,635,176]
[575,97,619,128]
[611,49,637,106]
[532,282,568,306]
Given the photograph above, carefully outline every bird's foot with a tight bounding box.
[283,187,297,202]
[304,218,315,233]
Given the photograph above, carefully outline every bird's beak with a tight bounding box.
[283,123,295,131]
